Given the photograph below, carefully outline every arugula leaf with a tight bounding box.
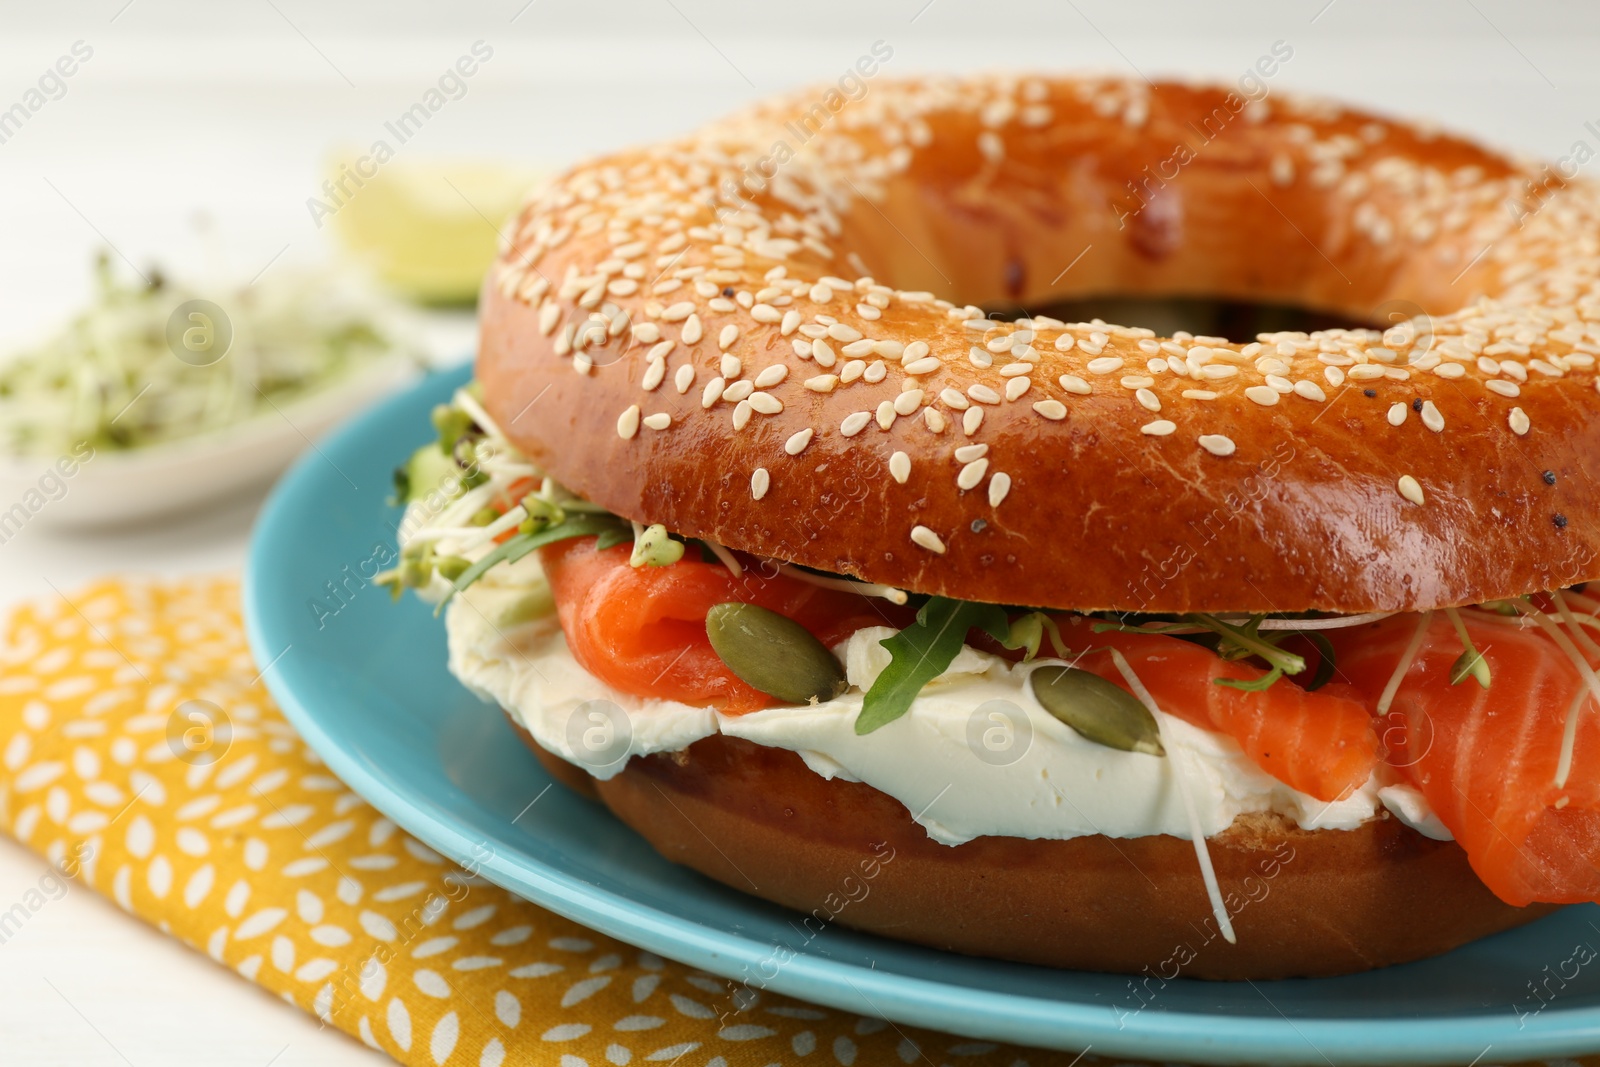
[439,513,626,609]
[856,597,1010,734]
[1298,631,1337,691]
[596,525,633,551]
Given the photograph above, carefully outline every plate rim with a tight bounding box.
[244,363,1600,1066]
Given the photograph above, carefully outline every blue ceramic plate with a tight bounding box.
[245,364,1600,1065]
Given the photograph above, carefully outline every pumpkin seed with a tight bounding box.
[1030,665,1165,756]
[706,602,847,705]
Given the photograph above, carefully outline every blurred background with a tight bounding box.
[0,0,1597,1061]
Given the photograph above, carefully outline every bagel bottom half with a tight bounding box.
[507,716,1552,980]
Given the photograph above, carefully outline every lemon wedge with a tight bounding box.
[327,157,545,305]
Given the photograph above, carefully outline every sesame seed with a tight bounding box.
[1555,513,1570,529]
[841,411,872,436]
[681,313,703,344]
[646,340,674,363]
[986,334,1014,354]
[1032,399,1067,421]
[641,360,666,391]
[538,304,560,335]
[749,392,783,415]
[754,365,788,388]
[940,388,970,410]
[643,412,671,430]
[840,360,866,384]
[617,405,641,440]
[843,338,876,358]
[751,303,782,324]
[1244,385,1280,407]
[999,363,1033,378]
[1509,407,1531,435]
[812,339,837,368]
[894,389,925,416]
[661,301,694,322]
[953,444,988,463]
[607,278,638,296]
[701,377,724,409]
[1486,379,1521,397]
[718,324,739,350]
[722,379,754,403]
[1141,420,1176,436]
[1433,363,1466,379]
[1058,375,1091,395]
[780,309,801,336]
[1055,334,1076,352]
[889,450,911,483]
[863,360,888,384]
[988,472,1011,507]
[1387,402,1408,426]
[731,400,752,430]
[958,458,990,490]
[1325,366,1346,386]
[632,322,662,344]
[751,468,770,500]
[828,323,863,343]
[876,400,897,430]
[1135,388,1160,412]
[804,374,838,392]
[1292,380,1326,402]
[1420,400,1444,432]
[968,384,1002,405]
[902,340,930,363]
[674,364,695,394]
[783,428,813,456]
[963,407,984,435]
[1200,365,1239,380]
[1005,377,1031,401]
[924,407,947,433]
[1348,365,1385,381]
[1120,375,1155,389]
[1182,389,1219,401]
[911,525,947,554]
[1397,475,1424,506]
[969,346,993,369]
[1087,356,1124,375]
[904,356,942,376]
[1198,434,1235,457]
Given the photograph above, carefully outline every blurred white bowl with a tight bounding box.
[0,355,419,529]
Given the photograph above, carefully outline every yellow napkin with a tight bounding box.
[0,576,1592,1067]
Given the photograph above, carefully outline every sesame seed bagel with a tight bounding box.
[515,727,1553,979]
[478,74,1600,613]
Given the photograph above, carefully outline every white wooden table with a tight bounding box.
[0,2,1594,1061]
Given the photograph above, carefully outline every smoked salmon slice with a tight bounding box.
[1057,627,1381,803]
[1328,611,1600,906]
[539,537,892,713]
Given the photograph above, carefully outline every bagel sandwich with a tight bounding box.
[379,75,1600,979]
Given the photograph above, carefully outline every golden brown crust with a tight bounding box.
[479,76,1600,613]
[518,726,1553,979]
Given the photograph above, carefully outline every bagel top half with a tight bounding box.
[477,74,1600,614]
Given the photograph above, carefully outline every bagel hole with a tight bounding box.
[985,295,1377,344]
